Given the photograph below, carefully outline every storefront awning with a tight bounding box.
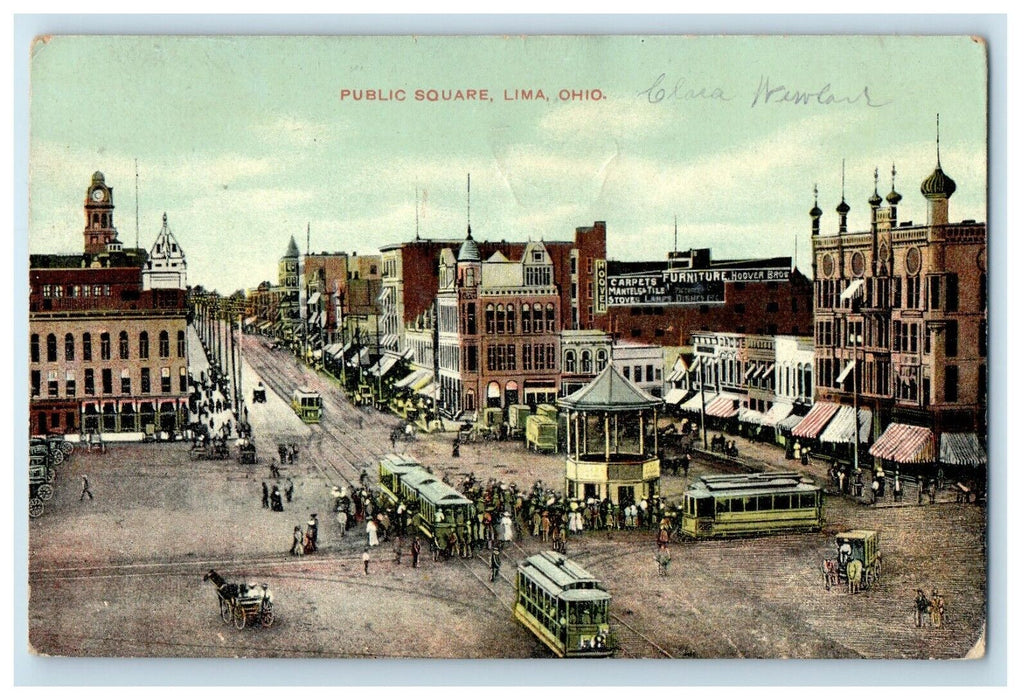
[395,368,432,390]
[243,316,257,327]
[258,321,273,331]
[939,433,987,467]
[737,407,764,424]
[664,387,688,406]
[760,363,775,380]
[706,394,740,419]
[680,391,706,412]
[369,352,404,378]
[761,402,794,428]
[417,381,439,400]
[835,360,855,386]
[380,333,399,350]
[667,366,686,383]
[777,413,804,432]
[869,423,935,463]
[744,364,760,380]
[324,342,344,359]
[790,401,841,439]
[307,291,321,305]
[819,405,873,444]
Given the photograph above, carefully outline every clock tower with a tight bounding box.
[83,171,120,255]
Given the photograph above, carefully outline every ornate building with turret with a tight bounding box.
[143,213,187,290]
[806,128,987,477]
[29,172,190,437]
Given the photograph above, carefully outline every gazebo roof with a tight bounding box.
[557,363,662,412]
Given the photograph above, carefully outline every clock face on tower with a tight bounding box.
[91,188,105,202]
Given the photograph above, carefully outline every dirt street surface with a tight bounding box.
[28,335,985,659]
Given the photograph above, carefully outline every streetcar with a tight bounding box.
[681,471,824,538]
[290,388,323,423]
[394,465,474,547]
[513,550,614,658]
[378,453,423,504]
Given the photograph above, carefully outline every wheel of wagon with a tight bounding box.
[220,598,231,623]
[260,608,275,628]
[233,605,247,630]
[60,441,74,455]
[29,498,44,518]
[51,450,64,466]
[37,484,54,501]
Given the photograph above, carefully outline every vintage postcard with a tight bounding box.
[25,34,989,662]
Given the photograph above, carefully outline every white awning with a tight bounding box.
[667,366,686,383]
[820,405,873,444]
[760,402,794,427]
[664,387,688,406]
[377,287,391,304]
[680,391,706,412]
[395,368,432,390]
[760,363,775,380]
[744,364,760,380]
[835,360,855,385]
[417,381,439,400]
[380,333,399,350]
[307,291,321,305]
[840,278,865,301]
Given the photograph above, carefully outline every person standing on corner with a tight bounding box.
[362,547,371,575]
[411,537,421,568]
[80,474,94,501]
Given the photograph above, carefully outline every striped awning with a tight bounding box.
[667,366,686,383]
[939,433,987,467]
[761,402,794,428]
[820,406,873,444]
[790,401,841,439]
[737,407,764,424]
[869,423,935,463]
[664,387,688,406]
[706,394,740,419]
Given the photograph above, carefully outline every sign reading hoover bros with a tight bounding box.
[605,267,791,306]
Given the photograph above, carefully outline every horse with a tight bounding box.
[822,558,839,590]
[846,560,864,594]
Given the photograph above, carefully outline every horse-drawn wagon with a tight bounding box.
[203,569,274,629]
[829,529,882,592]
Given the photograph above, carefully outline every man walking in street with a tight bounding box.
[261,482,269,508]
[80,474,94,501]
[914,588,929,628]
[362,547,371,575]
[411,537,421,568]
[489,545,501,582]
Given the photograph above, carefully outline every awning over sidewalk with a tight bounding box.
[395,368,433,390]
[819,405,873,444]
[777,413,804,432]
[706,394,740,419]
[790,401,840,439]
[761,402,794,428]
[664,387,688,406]
[939,433,987,467]
[417,381,439,400]
[666,366,686,383]
[869,423,935,463]
[324,342,344,359]
[680,391,706,412]
[737,407,764,424]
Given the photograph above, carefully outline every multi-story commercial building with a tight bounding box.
[808,148,987,471]
[611,341,665,398]
[602,247,814,346]
[29,172,190,436]
[559,329,613,397]
[436,232,563,416]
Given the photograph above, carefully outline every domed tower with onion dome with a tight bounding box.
[836,162,851,234]
[809,184,823,236]
[921,118,958,227]
[886,163,903,228]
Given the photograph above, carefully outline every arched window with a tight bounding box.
[533,303,543,333]
[565,350,577,373]
[159,330,170,358]
[521,304,531,333]
[803,364,813,400]
[119,331,130,360]
[100,332,111,360]
[82,333,92,361]
[506,304,515,334]
[495,304,505,334]
[139,331,149,359]
[46,334,58,362]
[65,333,75,361]
[596,349,608,371]
[177,330,186,358]
[30,333,40,363]
[581,350,593,374]
[485,304,495,334]
[545,303,555,332]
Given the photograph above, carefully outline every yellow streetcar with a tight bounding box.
[290,388,323,423]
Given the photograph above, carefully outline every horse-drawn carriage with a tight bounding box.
[825,529,882,593]
[237,439,257,465]
[252,383,267,404]
[29,455,56,519]
[390,422,417,445]
[203,569,274,629]
[190,438,230,461]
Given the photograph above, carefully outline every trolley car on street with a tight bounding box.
[513,551,613,658]
[384,461,474,549]
[378,453,423,504]
[681,471,824,538]
[290,388,323,423]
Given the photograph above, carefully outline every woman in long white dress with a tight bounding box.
[366,518,380,547]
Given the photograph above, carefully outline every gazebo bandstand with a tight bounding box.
[556,363,663,506]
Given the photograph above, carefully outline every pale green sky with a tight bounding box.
[29,35,988,294]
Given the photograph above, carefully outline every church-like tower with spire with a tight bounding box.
[808,118,987,478]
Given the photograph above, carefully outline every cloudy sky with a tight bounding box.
[28,35,987,294]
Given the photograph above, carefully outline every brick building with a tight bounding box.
[29,172,190,436]
[808,148,987,473]
[602,248,814,346]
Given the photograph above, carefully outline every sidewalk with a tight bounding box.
[679,423,966,508]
